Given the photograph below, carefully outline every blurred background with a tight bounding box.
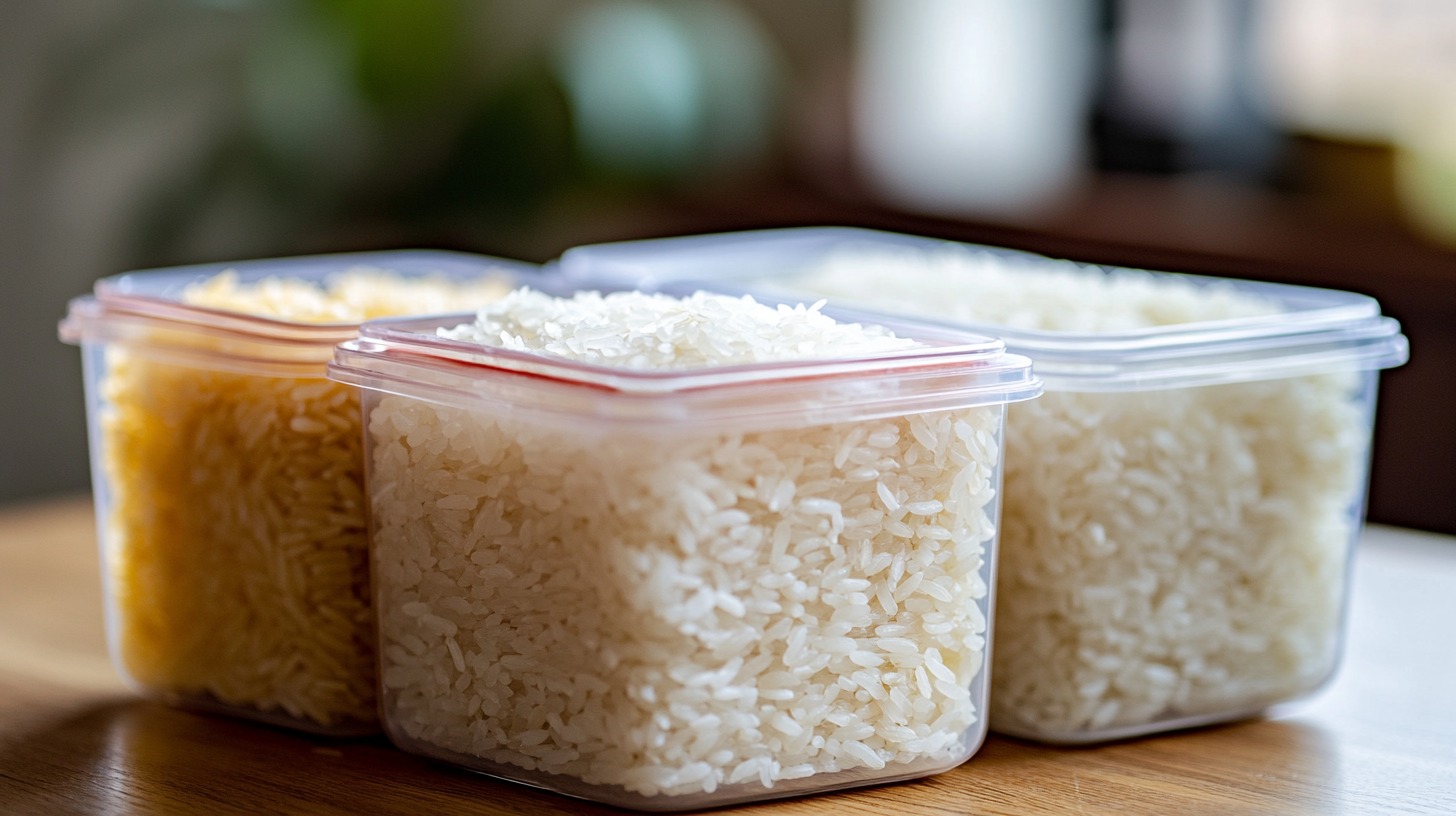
[2,0,1453,533]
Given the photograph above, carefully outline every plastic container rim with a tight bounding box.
[554,226,1411,389]
[57,250,549,374]
[81,248,542,338]
[327,309,1042,429]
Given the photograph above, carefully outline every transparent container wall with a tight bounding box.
[62,251,548,736]
[80,339,378,735]
[362,388,1007,809]
[989,366,1381,743]
[559,227,1406,744]
[556,227,1403,387]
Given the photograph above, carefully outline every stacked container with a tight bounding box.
[557,226,1410,744]
[58,250,542,735]
[326,296,1040,809]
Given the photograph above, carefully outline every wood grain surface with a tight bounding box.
[2,496,1453,816]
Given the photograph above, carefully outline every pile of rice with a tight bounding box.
[99,267,512,732]
[183,268,512,323]
[792,246,1369,739]
[367,290,1004,799]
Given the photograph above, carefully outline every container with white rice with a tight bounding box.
[59,251,536,735]
[329,288,1040,808]
[556,227,1410,743]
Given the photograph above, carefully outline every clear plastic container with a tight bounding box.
[327,302,1041,809]
[58,250,546,735]
[557,226,1412,744]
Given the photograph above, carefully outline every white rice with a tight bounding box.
[790,246,1284,332]
[787,245,1370,739]
[438,288,918,367]
[367,290,1003,798]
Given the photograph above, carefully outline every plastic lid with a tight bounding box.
[59,250,546,376]
[557,227,1410,392]
[328,308,1042,434]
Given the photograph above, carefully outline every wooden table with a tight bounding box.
[3,496,1453,815]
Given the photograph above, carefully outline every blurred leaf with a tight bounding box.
[244,6,375,188]
[315,0,469,115]
[665,0,782,172]
[417,57,579,221]
[549,0,782,185]
[553,1,703,182]
[36,0,784,268]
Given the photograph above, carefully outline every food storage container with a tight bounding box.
[58,250,545,735]
[557,227,1411,744]
[327,290,1041,809]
